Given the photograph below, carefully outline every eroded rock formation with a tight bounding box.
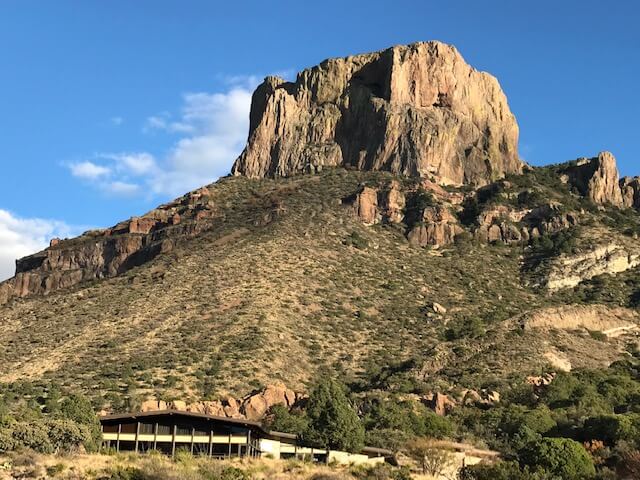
[545,245,640,291]
[138,383,302,421]
[563,152,623,206]
[233,41,523,185]
[522,305,639,338]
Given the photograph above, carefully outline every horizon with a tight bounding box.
[0,0,638,280]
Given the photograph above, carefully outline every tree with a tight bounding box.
[58,394,101,451]
[405,438,455,477]
[519,437,595,479]
[303,377,365,453]
[266,405,308,436]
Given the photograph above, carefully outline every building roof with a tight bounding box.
[99,409,392,457]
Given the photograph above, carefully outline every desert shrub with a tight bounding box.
[459,461,546,480]
[303,377,365,452]
[422,412,453,439]
[344,231,368,249]
[365,428,410,451]
[102,466,145,480]
[351,463,412,480]
[519,437,596,480]
[57,393,102,450]
[405,437,455,477]
[45,418,92,452]
[582,414,640,446]
[46,463,66,477]
[404,188,436,226]
[197,464,251,480]
[10,421,53,453]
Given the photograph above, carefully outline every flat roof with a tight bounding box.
[99,409,392,456]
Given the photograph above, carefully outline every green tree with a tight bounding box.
[303,377,365,452]
[266,405,308,436]
[58,394,101,451]
[519,437,595,479]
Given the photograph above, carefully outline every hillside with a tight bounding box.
[1,159,640,411]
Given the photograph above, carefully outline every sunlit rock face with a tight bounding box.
[232,41,523,186]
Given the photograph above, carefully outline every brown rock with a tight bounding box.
[129,217,158,234]
[241,382,297,420]
[426,392,457,416]
[563,152,623,206]
[621,176,640,209]
[379,181,406,223]
[408,205,462,246]
[353,187,379,225]
[232,41,522,185]
[140,400,168,412]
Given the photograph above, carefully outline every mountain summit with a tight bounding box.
[232,41,523,185]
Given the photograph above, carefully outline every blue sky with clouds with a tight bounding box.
[0,0,638,279]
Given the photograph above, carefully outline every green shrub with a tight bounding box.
[519,437,595,479]
[103,466,145,480]
[459,461,545,480]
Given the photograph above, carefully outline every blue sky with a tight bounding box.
[0,0,638,279]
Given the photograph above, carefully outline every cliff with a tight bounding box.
[232,41,523,185]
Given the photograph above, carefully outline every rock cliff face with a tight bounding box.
[232,41,523,185]
[545,244,640,291]
[0,186,237,305]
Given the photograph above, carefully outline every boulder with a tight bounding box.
[241,382,297,420]
[432,302,447,314]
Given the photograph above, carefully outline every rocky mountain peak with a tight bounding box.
[232,41,523,185]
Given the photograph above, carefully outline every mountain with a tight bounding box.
[1,42,640,414]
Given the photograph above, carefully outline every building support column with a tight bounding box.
[134,421,140,453]
[190,427,195,454]
[153,423,158,451]
[116,423,121,452]
[171,424,177,458]
[208,429,213,457]
[228,433,232,458]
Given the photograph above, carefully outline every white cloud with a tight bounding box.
[70,76,261,199]
[103,181,140,196]
[0,209,81,281]
[70,161,111,180]
[107,152,158,176]
[110,116,124,126]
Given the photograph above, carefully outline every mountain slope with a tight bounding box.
[1,166,639,411]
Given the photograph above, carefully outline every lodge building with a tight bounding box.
[99,410,391,465]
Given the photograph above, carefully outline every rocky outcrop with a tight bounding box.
[233,41,523,185]
[472,203,578,245]
[522,305,640,336]
[621,176,640,209]
[0,186,244,305]
[350,181,406,226]
[407,205,463,247]
[138,383,301,421]
[563,152,623,206]
[545,244,640,291]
